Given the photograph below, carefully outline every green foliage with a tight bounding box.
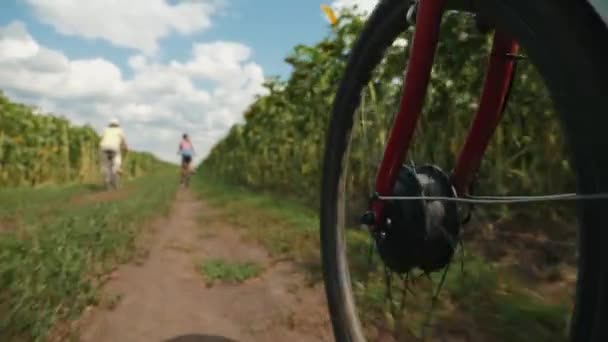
[198,259,263,285]
[0,171,177,341]
[194,175,569,342]
[202,12,573,217]
[0,92,167,187]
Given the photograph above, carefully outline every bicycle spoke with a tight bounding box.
[400,273,410,311]
[384,266,394,307]
[421,262,452,339]
[336,14,546,341]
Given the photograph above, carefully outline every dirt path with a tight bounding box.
[78,190,332,342]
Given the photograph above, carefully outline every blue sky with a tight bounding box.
[0,1,333,79]
[0,0,377,163]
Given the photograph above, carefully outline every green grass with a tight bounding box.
[442,254,569,341]
[193,173,571,342]
[0,169,178,342]
[198,259,263,286]
[192,174,321,281]
[0,183,94,227]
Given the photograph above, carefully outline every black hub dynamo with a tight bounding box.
[376,164,460,274]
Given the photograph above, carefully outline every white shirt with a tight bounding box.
[100,126,126,151]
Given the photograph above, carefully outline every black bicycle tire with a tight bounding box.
[320,0,608,341]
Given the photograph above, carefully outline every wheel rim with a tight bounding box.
[325,9,576,341]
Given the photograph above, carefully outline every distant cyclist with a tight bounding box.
[178,134,195,181]
[99,118,128,181]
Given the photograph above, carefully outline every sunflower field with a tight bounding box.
[202,11,573,217]
[0,92,165,187]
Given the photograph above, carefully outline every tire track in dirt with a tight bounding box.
[77,189,332,342]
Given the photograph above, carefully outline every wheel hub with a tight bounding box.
[374,164,460,274]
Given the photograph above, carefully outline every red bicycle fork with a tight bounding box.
[370,0,519,227]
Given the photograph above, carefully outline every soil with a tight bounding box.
[77,190,332,342]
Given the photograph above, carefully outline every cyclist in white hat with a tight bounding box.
[99,118,128,182]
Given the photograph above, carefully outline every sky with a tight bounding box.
[0,0,378,164]
[591,0,608,22]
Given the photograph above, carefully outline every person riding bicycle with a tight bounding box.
[178,133,195,173]
[99,118,128,177]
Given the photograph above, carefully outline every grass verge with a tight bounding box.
[192,174,321,281]
[198,259,263,286]
[0,169,178,341]
[0,183,96,230]
[192,173,571,342]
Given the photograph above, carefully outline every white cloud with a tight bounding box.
[590,0,608,23]
[331,0,378,15]
[0,21,39,61]
[0,24,125,100]
[174,42,254,83]
[25,0,224,55]
[0,21,266,163]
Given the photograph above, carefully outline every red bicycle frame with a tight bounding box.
[371,0,519,225]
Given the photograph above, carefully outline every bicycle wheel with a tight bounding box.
[180,165,187,187]
[320,0,608,341]
[104,168,116,191]
[112,171,120,190]
[184,171,190,188]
